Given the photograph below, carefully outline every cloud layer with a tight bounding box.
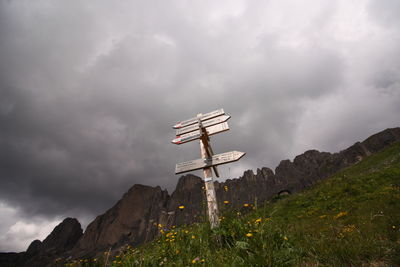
[1,0,399,251]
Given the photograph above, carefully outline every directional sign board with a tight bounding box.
[173,109,224,129]
[175,151,246,174]
[172,122,229,144]
[176,115,230,136]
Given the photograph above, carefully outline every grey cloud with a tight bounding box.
[368,0,400,28]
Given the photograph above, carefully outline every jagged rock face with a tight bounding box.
[74,184,169,256]
[25,240,42,258]
[274,150,344,193]
[167,174,205,226]
[41,218,83,254]
[362,128,400,153]
[215,168,276,209]
[11,218,83,267]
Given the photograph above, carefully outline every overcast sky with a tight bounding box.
[1,0,399,252]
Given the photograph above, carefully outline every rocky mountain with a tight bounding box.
[72,184,169,258]
[0,218,83,267]
[1,127,399,266]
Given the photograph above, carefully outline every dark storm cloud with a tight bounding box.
[1,0,399,251]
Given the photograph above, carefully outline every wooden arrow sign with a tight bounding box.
[172,122,229,144]
[175,151,246,174]
[176,115,230,136]
[173,109,224,129]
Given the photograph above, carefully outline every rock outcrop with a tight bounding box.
[0,218,83,267]
[166,174,205,226]
[41,218,83,255]
[3,127,399,266]
[72,184,169,257]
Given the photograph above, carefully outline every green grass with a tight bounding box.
[65,142,400,267]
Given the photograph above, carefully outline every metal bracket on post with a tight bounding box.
[204,177,212,182]
[198,119,220,178]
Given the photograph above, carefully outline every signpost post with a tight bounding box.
[198,113,219,228]
[172,109,245,229]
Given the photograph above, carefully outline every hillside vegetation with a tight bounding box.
[66,142,400,266]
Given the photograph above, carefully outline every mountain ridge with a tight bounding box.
[1,127,399,266]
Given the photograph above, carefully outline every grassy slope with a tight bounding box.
[67,142,400,267]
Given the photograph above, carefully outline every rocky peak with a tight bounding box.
[256,167,274,179]
[9,218,83,267]
[362,127,400,153]
[41,218,82,254]
[25,240,42,258]
[167,175,204,226]
[173,174,203,192]
[242,169,255,181]
[73,184,169,257]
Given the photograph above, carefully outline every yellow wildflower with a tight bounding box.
[223,200,229,204]
[255,218,262,223]
[191,235,196,239]
[283,236,288,241]
[334,211,348,219]
[185,230,189,234]
[342,224,356,233]
[246,233,253,237]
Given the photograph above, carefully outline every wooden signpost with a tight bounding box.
[172,122,230,145]
[175,115,230,135]
[175,151,245,174]
[172,109,245,228]
[173,109,225,129]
